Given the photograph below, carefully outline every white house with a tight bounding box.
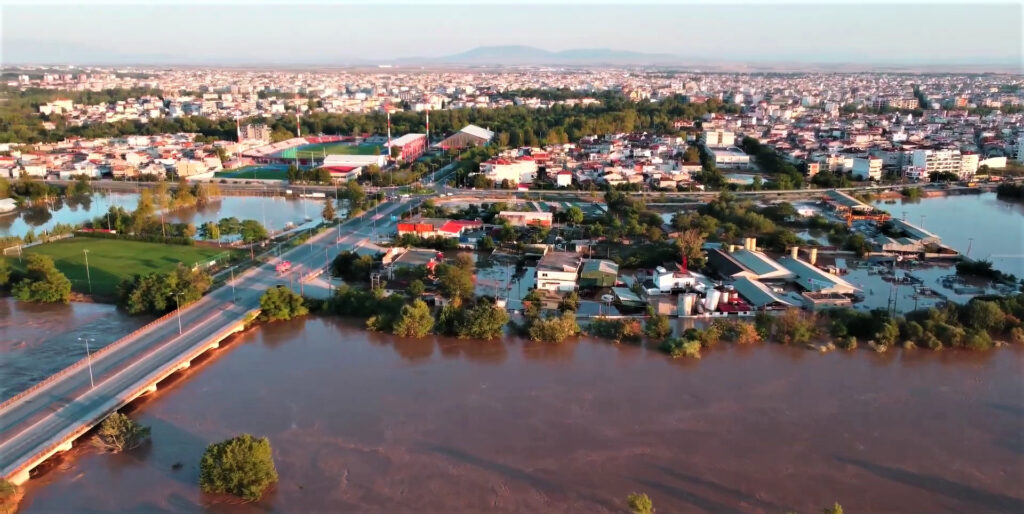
[535,252,584,292]
[480,157,538,185]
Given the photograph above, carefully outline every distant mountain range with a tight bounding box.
[399,45,682,66]
[4,41,1018,73]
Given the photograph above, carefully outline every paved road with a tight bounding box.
[0,197,416,481]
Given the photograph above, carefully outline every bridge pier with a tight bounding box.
[177,361,191,372]
[10,468,31,486]
[144,384,157,395]
[208,342,220,350]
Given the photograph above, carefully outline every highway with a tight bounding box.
[0,196,419,484]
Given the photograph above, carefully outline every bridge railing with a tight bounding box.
[0,299,205,413]
[2,308,261,481]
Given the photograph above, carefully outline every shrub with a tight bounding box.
[627,492,654,514]
[199,434,278,501]
[527,312,580,343]
[590,317,644,343]
[837,336,858,350]
[0,479,22,514]
[95,412,151,452]
[644,311,673,340]
[659,337,702,359]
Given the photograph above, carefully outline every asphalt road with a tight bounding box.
[0,197,415,481]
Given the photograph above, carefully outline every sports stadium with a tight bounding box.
[243,136,383,166]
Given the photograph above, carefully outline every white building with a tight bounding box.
[701,129,735,148]
[480,157,538,185]
[706,147,751,168]
[851,157,883,181]
[910,148,975,180]
[535,252,584,292]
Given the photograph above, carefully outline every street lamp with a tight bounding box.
[174,292,183,335]
[229,266,236,303]
[77,337,95,388]
[82,249,92,294]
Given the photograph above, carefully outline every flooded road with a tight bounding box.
[16,317,1024,513]
[0,298,150,402]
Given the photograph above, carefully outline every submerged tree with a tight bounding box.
[199,434,278,501]
[95,412,151,453]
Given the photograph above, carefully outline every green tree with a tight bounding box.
[527,311,580,343]
[240,219,269,243]
[12,254,71,303]
[408,279,425,297]
[477,235,496,252]
[322,199,336,222]
[0,258,9,286]
[199,221,221,241]
[627,492,654,514]
[566,205,584,225]
[95,412,151,453]
[330,251,376,282]
[259,286,309,321]
[182,223,197,239]
[392,299,435,338]
[964,300,1004,331]
[199,434,278,501]
[436,258,475,303]
[558,291,580,313]
[645,310,673,340]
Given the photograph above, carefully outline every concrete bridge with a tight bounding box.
[0,197,417,486]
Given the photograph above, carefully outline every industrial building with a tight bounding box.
[438,124,494,150]
[389,133,428,162]
[777,256,860,294]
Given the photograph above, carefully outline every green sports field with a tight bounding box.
[276,142,381,160]
[6,238,238,298]
[215,165,289,180]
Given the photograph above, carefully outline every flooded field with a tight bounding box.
[0,192,327,238]
[0,298,150,402]
[16,317,1024,513]
[871,192,1024,277]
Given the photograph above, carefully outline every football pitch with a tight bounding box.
[276,142,380,160]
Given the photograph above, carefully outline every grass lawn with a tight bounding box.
[6,239,237,299]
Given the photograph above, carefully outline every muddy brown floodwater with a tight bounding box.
[16,317,1024,513]
[0,298,150,401]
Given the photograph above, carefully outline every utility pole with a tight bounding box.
[174,292,183,335]
[77,337,95,388]
[82,249,92,294]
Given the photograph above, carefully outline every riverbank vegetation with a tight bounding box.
[199,434,278,502]
[10,254,71,303]
[95,412,151,453]
[0,479,22,514]
[117,264,212,315]
[258,286,309,322]
[996,182,1024,200]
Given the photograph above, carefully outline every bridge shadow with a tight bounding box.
[633,476,741,513]
[834,455,1024,512]
[651,464,790,513]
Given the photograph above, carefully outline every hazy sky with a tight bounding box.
[3,1,1022,68]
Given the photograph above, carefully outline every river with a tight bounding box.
[16,317,1024,513]
[0,298,150,402]
[0,193,328,238]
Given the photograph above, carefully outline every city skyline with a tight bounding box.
[3,2,1022,70]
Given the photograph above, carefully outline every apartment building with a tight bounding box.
[851,156,883,180]
[480,157,538,185]
[701,129,735,148]
[909,148,977,180]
